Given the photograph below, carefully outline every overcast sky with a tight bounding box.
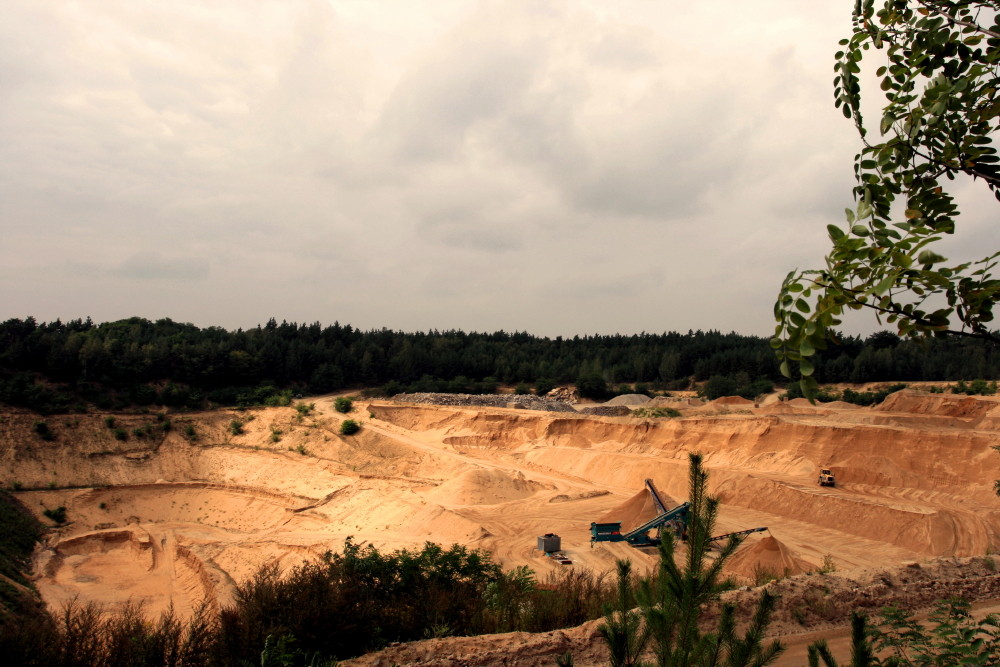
[1,1,993,337]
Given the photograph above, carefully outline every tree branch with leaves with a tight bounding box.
[773,0,1000,395]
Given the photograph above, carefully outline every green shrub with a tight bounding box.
[112,428,128,441]
[33,421,54,441]
[534,378,556,396]
[631,407,681,419]
[104,416,116,429]
[334,397,353,414]
[230,420,245,436]
[576,373,608,400]
[43,506,67,524]
[954,379,998,395]
[339,419,360,436]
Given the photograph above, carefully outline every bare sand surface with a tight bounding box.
[3,388,999,664]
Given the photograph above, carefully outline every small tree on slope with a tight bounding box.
[599,453,784,667]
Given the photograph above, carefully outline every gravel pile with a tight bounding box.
[603,393,652,406]
[579,405,633,416]
[392,393,578,413]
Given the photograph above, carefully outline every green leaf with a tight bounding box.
[872,274,897,296]
[917,250,947,265]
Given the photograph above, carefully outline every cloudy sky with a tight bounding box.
[1,1,992,337]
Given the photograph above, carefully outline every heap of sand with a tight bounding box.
[596,486,678,533]
[725,536,813,581]
[425,468,546,505]
[603,394,651,406]
[711,396,754,406]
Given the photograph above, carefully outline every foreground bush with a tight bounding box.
[0,536,619,666]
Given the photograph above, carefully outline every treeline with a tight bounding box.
[1,317,998,413]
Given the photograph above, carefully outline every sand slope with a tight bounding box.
[1,388,997,624]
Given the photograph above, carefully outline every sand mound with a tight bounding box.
[596,486,678,533]
[874,389,997,419]
[604,394,651,406]
[725,536,812,580]
[711,396,754,406]
[425,468,545,505]
[822,401,862,410]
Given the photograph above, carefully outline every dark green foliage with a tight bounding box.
[785,383,908,406]
[640,454,761,665]
[103,416,116,429]
[217,539,615,662]
[576,372,609,400]
[700,376,739,401]
[953,379,998,396]
[43,506,67,524]
[534,378,557,396]
[808,598,1000,666]
[334,397,353,413]
[599,560,647,667]
[0,599,219,667]
[0,491,43,590]
[339,419,360,436]
[2,317,1000,415]
[700,376,774,402]
[632,407,682,419]
[229,420,244,436]
[775,0,1000,397]
[112,428,127,441]
[33,421,54,441]
[603,453,785,667]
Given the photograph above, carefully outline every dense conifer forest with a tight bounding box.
[0,316,998,413]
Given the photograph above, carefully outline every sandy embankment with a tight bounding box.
[1,389,998,664]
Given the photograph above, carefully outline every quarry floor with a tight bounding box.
[4,389,1000,665]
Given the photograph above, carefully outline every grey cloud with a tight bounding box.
[108,253,210,281]
[0,1,878,339]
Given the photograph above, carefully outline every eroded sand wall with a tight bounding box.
[371,404,999,499]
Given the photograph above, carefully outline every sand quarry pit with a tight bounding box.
[3,389,1000,662]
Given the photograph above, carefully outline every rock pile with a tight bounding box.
[545,386,579,402]
[578,405,633,416]
[392,393,578,413]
